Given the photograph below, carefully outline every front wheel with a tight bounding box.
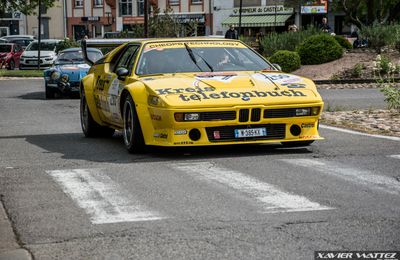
[80,90,114,138]
[281,141,314,147]
[123,95,145,153]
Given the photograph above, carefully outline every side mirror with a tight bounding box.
[272,63,282,71]
[116,67,129,80]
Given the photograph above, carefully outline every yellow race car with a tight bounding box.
[80,38,323,153]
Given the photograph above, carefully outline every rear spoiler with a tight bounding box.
[81,39,144,65]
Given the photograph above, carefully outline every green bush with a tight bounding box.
[334,35,352,49]
[361,24,399,53]
[268,50,301,72]
[297,34,343,65]
[350,63,364,78]
[381,84,400,110]
[55,38,80,53]
[260,26,321,57]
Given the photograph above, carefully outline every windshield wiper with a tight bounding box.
[184,43,214,72]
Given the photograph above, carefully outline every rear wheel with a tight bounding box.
[281,141,314,147]
[7,60,15,70]
[123,95,145,153]
[80,90,115,138]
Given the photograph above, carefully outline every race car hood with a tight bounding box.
[142,71,322,108]
[55,64,90,82]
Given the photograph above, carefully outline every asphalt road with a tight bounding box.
[0,79,399,260]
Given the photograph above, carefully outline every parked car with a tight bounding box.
[19,39,61,70]
[0,43,24,70]
[43,47,103,99]
[0,35,35,41]
[6,38,34,49]
[80,38,324,153]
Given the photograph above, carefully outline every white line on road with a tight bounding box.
[172,162,332,213]
[320,124,400,141]
[47,169,164,224]
[388,155,400,160]
[281,159,400,195]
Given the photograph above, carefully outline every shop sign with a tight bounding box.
[301,0,328,14]
[232,6,294,15]
[123,16,144,24]
[81,16,101,22]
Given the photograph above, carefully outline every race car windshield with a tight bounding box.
[0,45,11,53]
[55,50,102,65]
[136,45,274,75]
[26,42,57,51]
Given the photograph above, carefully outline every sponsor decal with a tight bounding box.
[301,123,315,128]
[108,77,123,119]
[150,114,162,121]
[173,141,194,145]
[299,135,319,139]
[145,41,242,50]
[174,130,187,135]
[155,86,307,102]
[282,83,307,88]
[153,133,168,139]
[253,73,302,84]
[314,251,399,260]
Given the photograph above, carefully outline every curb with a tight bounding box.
[0,249,32,260]
[0,200,32,260]
[315,78,400,85]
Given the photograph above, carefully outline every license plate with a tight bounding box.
[28,60,37,64]
[234,127,267,138]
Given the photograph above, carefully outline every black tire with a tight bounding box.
[281,141,314,147]
[45,83,54,99]
[123,95,145,153]
[7,60,15,70]
[80,90,115,138]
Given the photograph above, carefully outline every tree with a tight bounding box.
[0,0,56,15]
[332,0,400,28]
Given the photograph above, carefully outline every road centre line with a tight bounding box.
[281,159,400,195]
[320,124,400,141]
[172,162,332,213]
[47,169,164,224]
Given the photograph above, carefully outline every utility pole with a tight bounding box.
[144,0,148,38]
[238,0,242,39]
[37,0,41,70]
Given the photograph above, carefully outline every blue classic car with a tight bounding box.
[44,47,103,99]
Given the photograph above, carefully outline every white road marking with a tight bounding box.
[320,124,400,141]
[281,159,400,195]
[172,162,332,213]
[388,155,400,160]
[47,169,164,224]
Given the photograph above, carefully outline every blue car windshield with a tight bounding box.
[55,50,102,65]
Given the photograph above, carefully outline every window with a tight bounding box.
[119,0,132,16]
[114,45,140,73]
[75,0,83,8]
[234,0,261,7]
[168,0,179,6]
[94,0,103,7]
[191,0,202,4]
[138,0,144,16]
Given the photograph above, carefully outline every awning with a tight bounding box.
[222,14,292,27]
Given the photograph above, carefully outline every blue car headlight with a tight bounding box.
[60,74,69,83]
[51,71,61,80]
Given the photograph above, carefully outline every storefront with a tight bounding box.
[0,11,23,36]
[300,0,328,29]
[69,16,113,40]
[221,5,294,37]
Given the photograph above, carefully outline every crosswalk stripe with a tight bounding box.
[388,155,400,160]
[281,159,400,195]
[172,162,332,213]
[47,169,164,224]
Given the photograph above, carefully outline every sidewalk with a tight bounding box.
[0,200,31,260]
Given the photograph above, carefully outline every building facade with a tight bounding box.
[0,10,26,36]
[66,0,117,40]
[26,0,66,39]
[156,0,213,36]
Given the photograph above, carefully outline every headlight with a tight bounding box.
[174,113,200,122]
[148,95,165,107]
[60,74,69,82]
[311,107,321,116]
[51,71,61,80]
[295,108,310,116]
